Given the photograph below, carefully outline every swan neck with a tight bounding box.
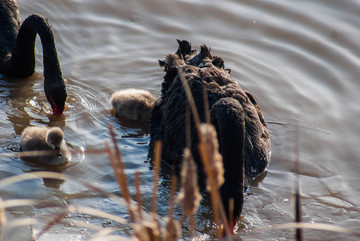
[4,14,63,81]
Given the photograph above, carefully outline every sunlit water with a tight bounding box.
[0,0,359,240]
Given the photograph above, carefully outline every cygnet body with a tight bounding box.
[110,88,157,121]
[20,126,71,165]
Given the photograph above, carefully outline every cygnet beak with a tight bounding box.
[54,147,61,157]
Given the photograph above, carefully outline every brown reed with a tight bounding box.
[175,59,232,238]
[151,141,162,217]
[107,124,135,222]
[130,138,181,241]
[165,175,181,241]
[294,125,302,241]
[0,127,359,240]
[177,149,202,218]
[134,172,144,219]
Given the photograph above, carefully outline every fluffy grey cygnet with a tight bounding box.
[20,126,71,165]
[110,88,157,121]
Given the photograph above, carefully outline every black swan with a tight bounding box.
[150,40,271,230]
[20,126,71,165]
[0,0,67,114]
[110,88,156,121]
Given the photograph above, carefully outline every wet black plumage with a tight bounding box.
[150,40,271,225]
[0,0,67,114]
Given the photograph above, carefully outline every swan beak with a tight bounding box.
[52,103,64,114]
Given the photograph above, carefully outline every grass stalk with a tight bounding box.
[294,125,302,241]
[107,124,135,222]
[263,222,360,238]
[168,175,178,219]
[175,60,231,238]
[36,210,69,239]
[151,141,162,217]
[134,172,143,219]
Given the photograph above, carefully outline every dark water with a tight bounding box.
[0,0,359,240]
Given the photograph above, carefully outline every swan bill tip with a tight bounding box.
[52,104,64,115]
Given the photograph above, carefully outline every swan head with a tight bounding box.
[44,79,67,114]
[46,127,65,154]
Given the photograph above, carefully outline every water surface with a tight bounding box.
[1,0,359,240]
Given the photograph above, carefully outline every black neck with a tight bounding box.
[4,13,63,81]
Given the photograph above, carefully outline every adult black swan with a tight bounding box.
[0,0,67,114]
[150,40,271,230]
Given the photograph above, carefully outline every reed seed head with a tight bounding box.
[177,148,202,217]
[132,216,161,241]
[198,123,224,190]
[164,217,181,241]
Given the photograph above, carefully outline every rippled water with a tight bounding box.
[1,0,360,240]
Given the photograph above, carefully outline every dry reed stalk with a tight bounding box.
[36,204,129,239]
[67,205,127,225]
[0,146,104,160]
[188,215,196,238]
[262,222,360,238]
[10,150,64,158]
[165,216,181,241]
[151,141,162,217]
[1,218,35,232]
[107,124,135,222]
[120,137,182,241]
[184,91,199,238]
[175,60,201,131]
[168,175,178,219]
[177,148,202,238]
[3,199,40,208]
[197,124,232,238]
[0,171,127,207]
[294,126,302,241]
[0,171,64,189]
[132,215,161,241]
[202,85,211,124]
[130,140,167,241]
[177,149,202,218]
[0,170,135,239]
[36,210,69,239]
[185,102,191,150]
[165,175,181,241]
[0,199,7,228]
[134,172,143,219]
[175,60,232,237]
[0,198,6,239]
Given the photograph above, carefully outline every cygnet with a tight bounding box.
[20,126,71,165]
[110,88,157,121]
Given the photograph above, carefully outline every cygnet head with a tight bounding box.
[46,127,64,152]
